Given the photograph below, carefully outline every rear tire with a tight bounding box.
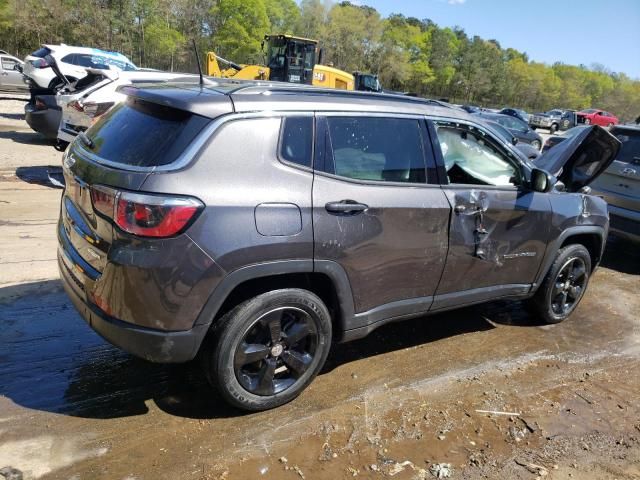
[202,289,332,411]
[531,139,541,150]
[528,244,591,324]
[584,118,591,125]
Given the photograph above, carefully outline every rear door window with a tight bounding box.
[323,116,427,183]
[279,116,313,168]
[84,98,210,168]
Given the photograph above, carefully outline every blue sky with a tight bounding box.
[351,0,640,79]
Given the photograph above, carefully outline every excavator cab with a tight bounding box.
[353,72,382,92]
[264,35,316,85]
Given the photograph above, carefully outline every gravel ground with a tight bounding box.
[0,98,638,480]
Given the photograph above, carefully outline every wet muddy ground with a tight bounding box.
[1,98,639,480]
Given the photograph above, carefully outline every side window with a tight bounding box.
[1,57,17,70]
[279,116,313,168]
[325,116,426,183]
[61,54,76,65]
[435,122,522,187]
[72,54,93,67]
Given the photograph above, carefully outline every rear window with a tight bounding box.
[31,47,51,58]
[613,129,640,165]
[85,98,209,167]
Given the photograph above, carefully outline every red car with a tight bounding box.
[577,109,619,127]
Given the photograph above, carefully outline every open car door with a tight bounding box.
[536,125,621,192]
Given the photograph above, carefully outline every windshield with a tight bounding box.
[358,74,381,92]
[99,56,137,71]
[266,38,287,69]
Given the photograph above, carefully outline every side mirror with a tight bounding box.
[531,168,553,193]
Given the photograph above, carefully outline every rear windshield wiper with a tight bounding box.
[78,132,94,150]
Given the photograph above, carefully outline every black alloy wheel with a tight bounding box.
[528,244,591,324]
[549,257,588,316]
[203,289,332,411]
[234,306,318,396]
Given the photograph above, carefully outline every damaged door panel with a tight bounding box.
[429,120,551,304]
[436,186,551,299]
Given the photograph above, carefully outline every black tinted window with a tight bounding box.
[280,117,313,167]
[85,98,209,167]
[326,117,426,183]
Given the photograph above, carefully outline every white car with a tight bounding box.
[22,44,137,90]
[0,53,27,92]
[56,69,197,147]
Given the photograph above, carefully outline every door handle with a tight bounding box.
[454,204,466,214]
[325,200,368,214]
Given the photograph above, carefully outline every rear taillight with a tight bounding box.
[31,58,49,68]
[83,102,114,119]
[68,100,84,112]
[34,97,48,111]
[90,185,203,238]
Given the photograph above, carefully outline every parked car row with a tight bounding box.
[15,44,197,149]
[461,103,620,135]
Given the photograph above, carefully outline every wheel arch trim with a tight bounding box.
[532,225,606,289]
[194,259,356,333]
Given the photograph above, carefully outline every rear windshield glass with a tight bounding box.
[31,47,51,58]
[613,130,640,165]
[85,98,209,167]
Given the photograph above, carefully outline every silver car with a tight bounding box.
[0,53,27,92]
[591,125,640,242]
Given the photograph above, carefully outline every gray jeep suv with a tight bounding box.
[57,81,620,411]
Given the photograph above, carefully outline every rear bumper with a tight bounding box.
[58,246,208,363]
[24,104,61,139]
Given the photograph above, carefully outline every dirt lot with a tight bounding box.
[0,97,639,480]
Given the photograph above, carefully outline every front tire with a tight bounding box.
[531,139,541,150]
[528,244,591,324]
[203,289,332,411]
[549,123,558,134]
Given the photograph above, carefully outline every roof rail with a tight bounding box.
[227,83,455,109]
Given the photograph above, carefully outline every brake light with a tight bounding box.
[83,102,114,119]
[67,100,83,112]
[31,58,49,68]
[90,185,203,238]
[34,97,48,111]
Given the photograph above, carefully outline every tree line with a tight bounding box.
[1,0,638,121]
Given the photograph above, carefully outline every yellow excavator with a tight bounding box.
[206,34,381,92]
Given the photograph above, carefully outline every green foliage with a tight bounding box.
[0,0,638,119]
